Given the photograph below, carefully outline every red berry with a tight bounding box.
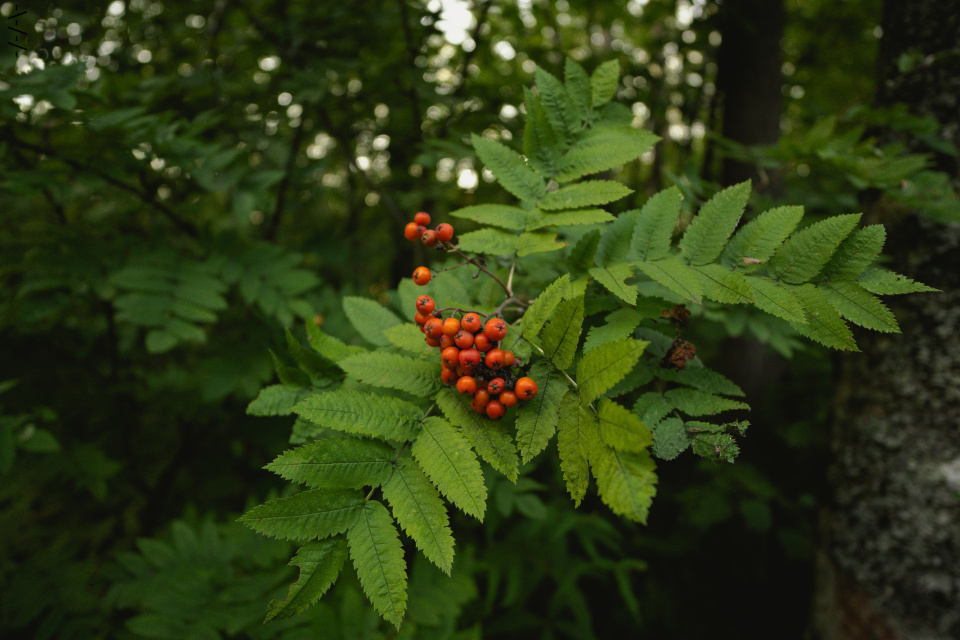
[471,398,487,414]
[414,312,430,327]
[461,313,482,333]
[485,348,504,370]
[413,267,431,286]
[454,330,474,349]
[404,222,421,241]
[439,334,455,350]
[473,333,492,352]
[484,317,507,341]
[440,367,459,385]
[456,376,477,395]
[416,295,435,314]
[456,364,476,377]
[441,347,460,369]
[458,348,481,368]
[473,388,490,408]
[488,377,505,394]
[421,229,438,247]
[515,377,538,400]
[414,211,431,226]
[499,390,518,407]
[441,317,461,337]
[435,223,454,243]
[485,400,505,420]
[425,335,441,348]
[503,350,516,367]
[423,317,444,339]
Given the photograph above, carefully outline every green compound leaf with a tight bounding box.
[694,264,754,304]
[382,324,433,357]
[456,228,520,255]
[516,231,565,257]
[522,273,571,339]
[590,59,621,108]
[339,352,442,398]
[293,390,423,442]
[306,323,366,363]
[539,180,633,211]
[653,365,744,397]
[577,338,647,406]
[663,388,749,417]
[596,398,653,452]
[722,205,804,268]
[557,391,601,506]
[744,277,807,325]
[347,500,408,628]
[769,213,861,284]
[589,263,638,305]
[554,126,659,183]
[631,186,682,262]
[515,360,568,463]
[678,181,751,265]
[592,444,657,524]
[535,66,580,143]
[583,308,648,354]
[595,207,642,268]
[818,224,886,281]
[525,208,615,230]
[265,537,349,622]
[239,489,364,541]
[636,257,704,303]
[436,389,519,482]
[564,58,591,121]
[523,87,562,175]
[412,417,487,521]
[471,134,547,203]
[821,280,899,333]
[343,297,404,347]
[541,295,585,370]
[449,204,528,231]
[856,267,938,295]
[789,284,858,351]
[247,384,306,416]
[265,438,396,489]
[381,457,455,575]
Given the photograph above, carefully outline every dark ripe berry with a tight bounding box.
[458,348,481,368]
[456,376,477,395]
[414,211,431,226]
[485,348,504,370]
[476,378,488,391]
[441,317,461,336]
[423,317,444,339]
[404,222,421,241]
[485,400,505,420]
[499,390,518,407]
[414,312,430,327]
[439,334,455,350]
[456,364,476,377]
[488,377,505,394]
[441,347,460,368]
[473,388,491,408]
[484,317,508,341]
[454,330,474,349]
[421,229,439,247]
[413,266,431,286]
[515,377,538,400]
[416,295,435,314]
[473,333,492,352]
[435,223,454,243]
[461,313,482,333]
[425,335,441,348]
[503,350,515,367]
[441,367,459,385]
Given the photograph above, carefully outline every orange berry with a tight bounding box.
[423,317,444,339]
[488,377,505,394]
[439,334,455,350]
[416,295,435,314]
[435,223,454,243]
[473,333,492,352]
[484,317,507,341]
[414,312,430,327]
[425,335,441,348]
[461,313,482,333]
[456,376,478,395]
[499,390,518,407]
[456,364,476,377]
[404,222,421,241]
[441,347,460,368]
[485,348,504,370]
[503,350,515,367]
[440,367,459,385]
[458,348,481,368]
[515,377,538,400]
[454,330,474,349]
[441,317,461,336]
[414,211,431,226]
[413,266,431,286]
[485,400,505,420]
[473,388,490,408]
[421,229,439,247]
[472,398,487,413]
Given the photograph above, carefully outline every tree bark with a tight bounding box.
[811,2,960,638]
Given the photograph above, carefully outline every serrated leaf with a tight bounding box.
[856,268,938,295]
[691,433,740,463]
[239,489,364,541]
[592,445,657,524]
[471,134,547,203]
[595,208,642,267]
[564,58,591,122]
[456,229,519,256]
[522,274,571,338]
[649,417,688,461]
[412,417,486,520]
[694,264,754,304]
[589,263,637,304]
[436,389,519,481]
[516,231,565,257]
[821,281,899,332]
[525,208,615,230]
[340,352,441,397]
[293,391,422,441]
[769,214,861,284]
[343,297,404,347]
[248,384,306,416]
[583,308,647,354]
[382,458,455,575]
[522,87,561,175]
[597,398,652,451]
[266,438,395,489]
[286,328,335,377]
[449,204,528,231]
[382,324,432,356]
[306,323,366,363]
[541,295,585,370]
[535,67,579,143]
[515,360,568,463]
[557,391,600,506]
[818,225,886,281]
[569,229,602,272]
[577,338,647,405]
[654,366,744,397]
[636,258,704,303]
[270,349,311,387]
[679,181,751,265]
[590,59,620,108]
[554,126,659,183]
[663,388,748,417]
[539,180,633,211]
[631,186,682,262]
[265,537,348,621]
[633,392,674,426]
[744,277,807,325]
[347,500,407,627]
[789,284,858,351]
[722,206,804,268]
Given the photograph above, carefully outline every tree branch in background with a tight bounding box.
[265,124,305,240]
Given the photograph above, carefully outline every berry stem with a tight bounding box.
[443,243,511,295]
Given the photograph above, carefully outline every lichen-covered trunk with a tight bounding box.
[811,2,960,638]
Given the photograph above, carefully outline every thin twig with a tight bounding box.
[443,244,510,294]
[265,123,305,239]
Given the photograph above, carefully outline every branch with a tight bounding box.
[265,123,305,239]
[443,244,510,295]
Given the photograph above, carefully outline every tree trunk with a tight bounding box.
[811,2,960,638]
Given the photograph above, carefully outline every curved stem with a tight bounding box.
[443,244,510,295]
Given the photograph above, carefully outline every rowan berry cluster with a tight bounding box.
[413,294,538,420]
[405,211,455,285]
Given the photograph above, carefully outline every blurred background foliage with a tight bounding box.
[0,0,954,638]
